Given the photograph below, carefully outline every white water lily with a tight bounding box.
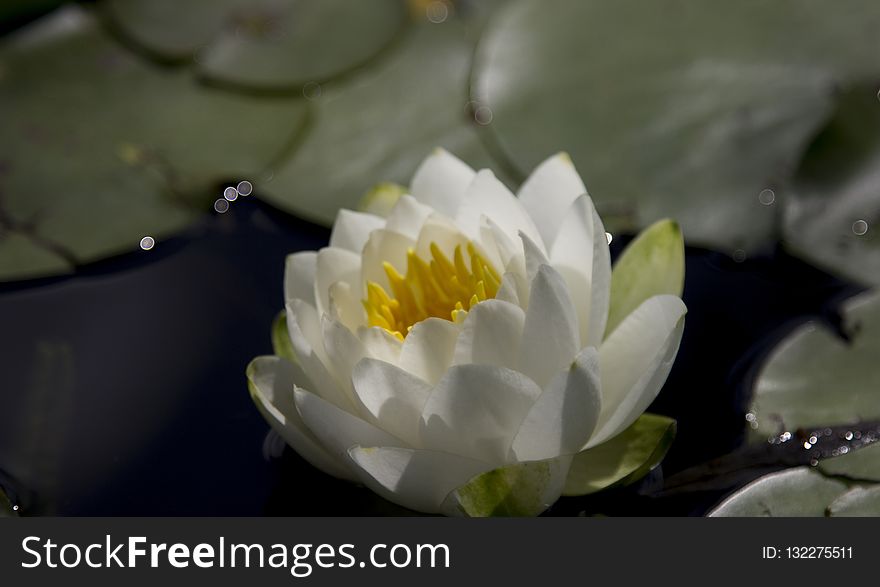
[247,149,686,516]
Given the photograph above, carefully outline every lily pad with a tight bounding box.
[783,85,880,286]
[260,17,504,225]
[563,413,676,496]
[708,467,848,517]
[102,0,255,60]
[473,0,880,253]
[827,485,880,516]
[0,232,71,282]
[819,442,880,483]
[0,7,307,281]
[103,0,407,90]
[748,291,880,439]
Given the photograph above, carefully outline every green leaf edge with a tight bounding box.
[563,413,677,497]
[445,459,561,518]
[707,467,851,517]
[826,485,880,517]
[818,442,880,484]
[606,218,685,338]
[271,311,296,363]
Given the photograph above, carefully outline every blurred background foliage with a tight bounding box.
[1,0,880,515]
[2,0,878,283]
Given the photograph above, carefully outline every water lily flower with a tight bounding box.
[247,148,686,516]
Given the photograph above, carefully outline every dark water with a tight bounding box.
[0,197,860,516]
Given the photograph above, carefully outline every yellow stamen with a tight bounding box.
[362,241,500,338]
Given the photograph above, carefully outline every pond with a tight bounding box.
[2,0,879,517]
[0,197,861,516]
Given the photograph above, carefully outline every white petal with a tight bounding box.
[358,326,403,363]
[495,273,519,305]
[351,359,432,447]
[587,295,686,447]
[384,195,434,240]
[314,247,360,319]
[321,316,365,404]
[327,280,364,331]
[496,272,528,308]
[586,197,612,348]
[510,347,601,461]
[520,232,550,284]
[419,364,542,464]
[286,300,352,411]
[481,217,519,269]
[284,252,317,305]
[456,170,545,250]
[517,265,581,388]
[413,214,470,261]
[453,299,525,370]
[518,153,588,249]
[247,356,354,479]
[329,209,384,253]
[349,446,491,514]
[551,195,611,347]
[484,223,532,307]
[294,388,408,466]
[399,318,459,385]
[361,229,415,292]
[410,148,475,218]
[286,299,324,359]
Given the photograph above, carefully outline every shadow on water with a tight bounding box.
[0,197,329,515]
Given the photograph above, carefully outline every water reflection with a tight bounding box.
[769,422,880,464]
[852,220,869,236]
[237,181,253,196]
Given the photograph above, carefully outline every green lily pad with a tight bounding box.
[748,291,880,439]
[102,0,255,60]
[606,219,684,337]
[260,17,505,225]
[563,413,676,496]
[708,467,848,517]
[783,85,880,286]
[0,232,71,282]
[827,485,880,517]
[473,0,880,253]
[442,458,568,517]
[819,443,880,483]
[0,7,307,281]
[103,0,407,90]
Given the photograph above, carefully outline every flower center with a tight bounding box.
[362,241,501,340]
